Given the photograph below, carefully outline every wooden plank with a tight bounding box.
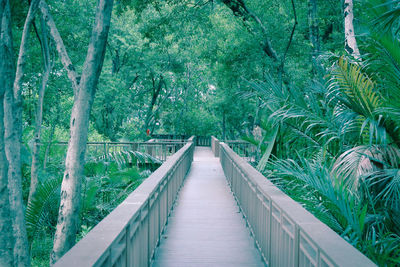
[152,147,265,266]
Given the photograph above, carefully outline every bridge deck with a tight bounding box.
[152,147,265,267]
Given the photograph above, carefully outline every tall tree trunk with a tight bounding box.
[344,0,360,59]
[50,0,114,263]
[0,98,13,267]
[28,16,52,204]
[0,1,15,266]
[222,111,226,140]
[308,0,320,76]
[3,0,40,265]
[143,75,164,133]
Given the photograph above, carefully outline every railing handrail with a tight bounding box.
[187,135,196,143]
[151,134,188,139]
[54,142,194,266]
[224,139,251,143]
[50,141,188,145]
[219,142,376,267]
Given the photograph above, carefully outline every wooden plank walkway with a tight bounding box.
[152,147,265,267]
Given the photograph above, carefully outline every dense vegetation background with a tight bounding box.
[1,0,400,266]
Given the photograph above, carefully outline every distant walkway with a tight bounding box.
[152,147,265,267]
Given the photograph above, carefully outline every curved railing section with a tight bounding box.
[54,140,195,266]
[219,142,376,267]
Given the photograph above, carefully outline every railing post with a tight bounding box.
[211,136,220,157]
[163,144,166,161]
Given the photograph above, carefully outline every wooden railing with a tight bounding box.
[54,140,195,266]
[211,136,219,157]
[219,142,376,267]
[225,140,257,163]
[150,134,188,140]
[195,136,211,146]
[50,140,188,162]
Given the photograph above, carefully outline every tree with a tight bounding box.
[308,0,320,76]
[50,0,114,263]
[3,0,40,265]
[344,0,360,58]
[0,1,15,266]
[28,15,53,205]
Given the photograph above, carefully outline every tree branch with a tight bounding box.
[14,0,40,99]
[39,0,79,95]
[281,0,298,69]
[220,0,279,61]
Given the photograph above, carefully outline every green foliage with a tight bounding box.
[269,157,361,235]
[256,126,278,172]
[95,150,162,169]
[238,1,400,262]
[26,176,62,245]
[328,58,386,145]
[27,146,155,266]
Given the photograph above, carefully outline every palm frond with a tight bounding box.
[93,150,162,168]
[269,157,364,235]
[327,57,392,145]
[329,57,380,118]
[365,169,400,211]
[332,145,400,194]
[368,0,400,34]
[256,126,278,172]
[26,176,63,244]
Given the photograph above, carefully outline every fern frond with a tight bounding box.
[26,177,63,244]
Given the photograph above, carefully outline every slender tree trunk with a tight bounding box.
[3,0,40,265]
[222,111,226,140]
[308,0,320,76]
[43,106,60,170]
[0,98,13,267]
[344,0,360,59]
[39,0,79,95]
[28,16,52,204]
[50,0,114,263]
[179,83,188,134]
[0,1,15,266]
[143,75,164,133]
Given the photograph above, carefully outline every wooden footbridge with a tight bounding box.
[54,136,376,267]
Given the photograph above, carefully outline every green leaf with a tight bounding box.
[256,126,278,172]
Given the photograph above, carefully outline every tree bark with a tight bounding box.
[28,15,52,204]
[0,1,15,266]
[344,0,360,59]
[50,0,114,263]
[4,0,40,265]
[0,98,13,267]
[308,0,320,76]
